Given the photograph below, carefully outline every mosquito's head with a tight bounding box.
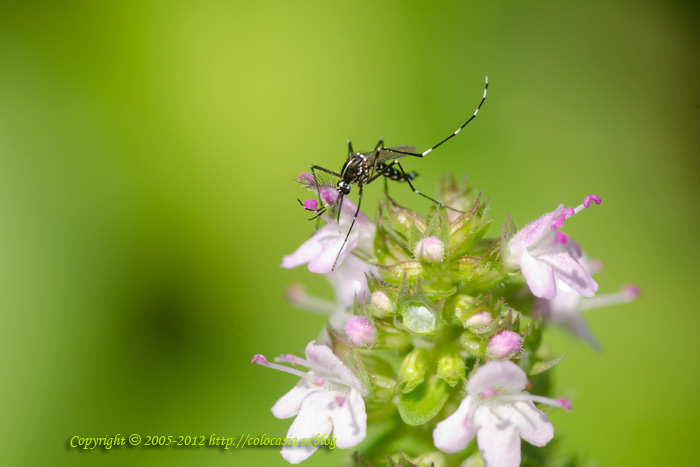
[337,180,351,195]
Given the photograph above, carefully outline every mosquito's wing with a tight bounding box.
[374,145,419,164]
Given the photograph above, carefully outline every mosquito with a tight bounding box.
[301,76,488,271]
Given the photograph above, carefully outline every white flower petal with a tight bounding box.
[433,395,478,453]
[281,235,323,269]
[271,380,310,419]
[475,408,522,467]
[280,390,334,464]
[520,250,557,299]
[330,388,367,448]
[304,342,365,394]
[506,206,563,267]
[502,401,554,447]
[541,253,598,297]
[467,360,528,394]
[325,255,376,308]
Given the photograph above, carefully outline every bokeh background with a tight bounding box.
[2,1,698,466]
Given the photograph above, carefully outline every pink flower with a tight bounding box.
[537,257,641,349]
[504,195,601,299]
[252,342,368,464]
[433,361,570,467]
[281,196,374,274]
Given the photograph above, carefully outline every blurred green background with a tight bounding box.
[1,1,698,465]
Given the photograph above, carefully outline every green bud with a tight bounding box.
[452,294,476,324]
[369,373,396,403]
[376,321,411,350]
[464,309,494,334]
[459,332,483,357]
[370,290,394,317]
[437,347,466,387]
[397,348,429,393]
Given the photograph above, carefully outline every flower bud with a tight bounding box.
[376,322,411,350]
[437,348,466,387]
[459,333,483,357]
[345,316,377,347]
[397,348,429,393]
[371,290,394,316]
[485,330,522,360]
[414,236,446,263]
[369,374,396,405]
[464,310,493,334]
[452,294,475,324]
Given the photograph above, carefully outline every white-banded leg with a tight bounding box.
[393,160,463,213]
[332,183,364,271]
[380,76,488,159]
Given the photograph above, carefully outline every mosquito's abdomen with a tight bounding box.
[380,164,417,182]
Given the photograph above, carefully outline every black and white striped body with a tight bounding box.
[340,152,418,188]
[303,76,489,270]
[376,161,417,182]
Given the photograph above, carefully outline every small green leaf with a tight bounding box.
[398,375,451,426]
[529,354,566,375]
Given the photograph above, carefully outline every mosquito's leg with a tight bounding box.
[379,77,489,159]
[394,161,463,213]
[347,140,354,158]
[332,184,363,271]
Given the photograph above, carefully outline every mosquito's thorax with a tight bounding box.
[340,152,375,187]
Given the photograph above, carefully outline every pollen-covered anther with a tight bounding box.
[550,207,576,230]
[480,388,498,399]
[583,194,602,208]
[314,377,326,387]
[279,354,297,365]
[622,284,642,299]
[414,236,446,263]
[251,354,268,365]
[557,398,572,411]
